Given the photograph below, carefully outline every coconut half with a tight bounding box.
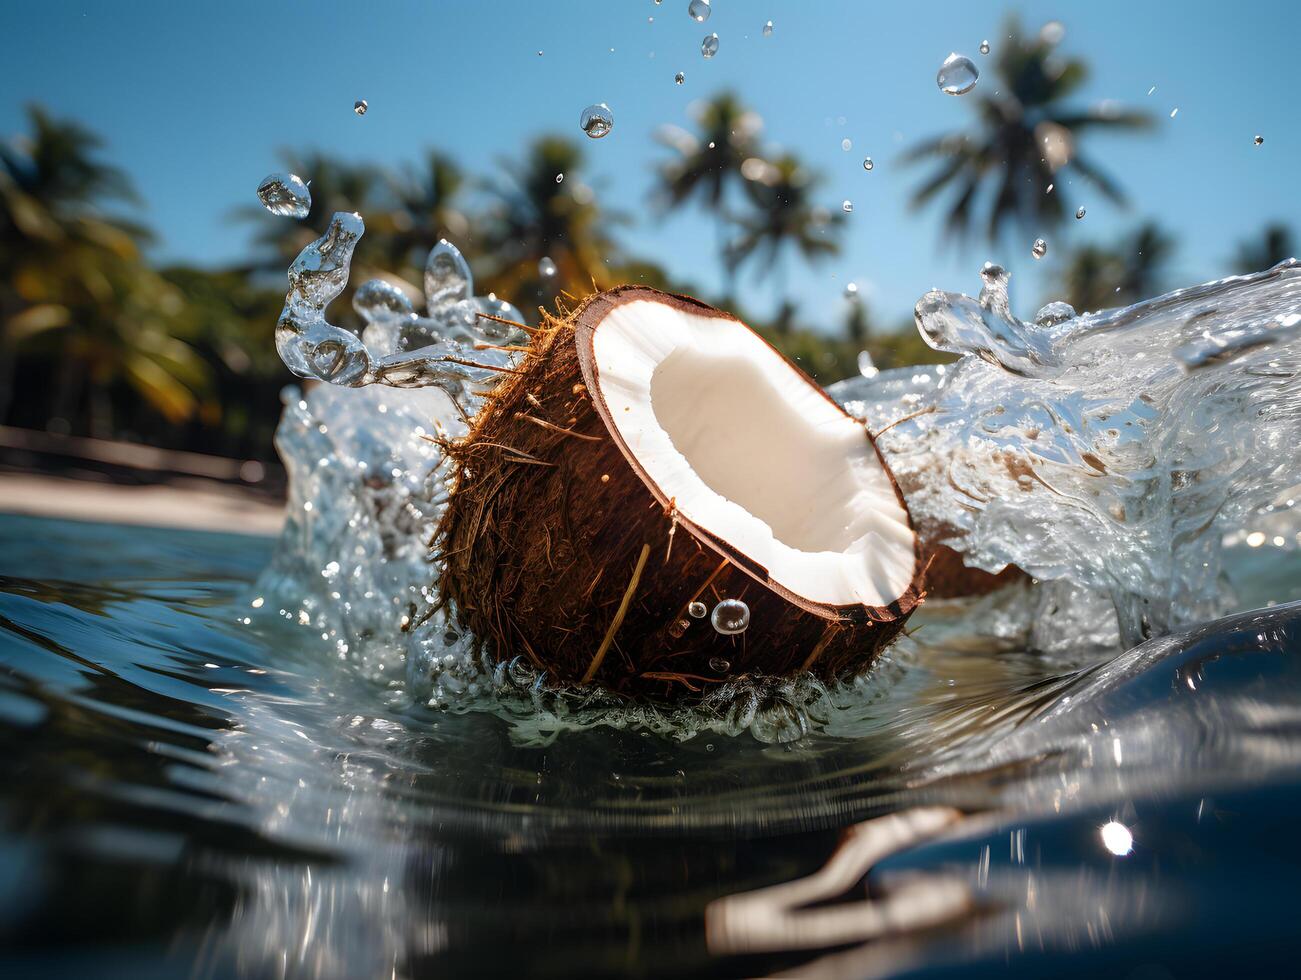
[434,287,924,692]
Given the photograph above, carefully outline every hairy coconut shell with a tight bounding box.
[434,287,926,694]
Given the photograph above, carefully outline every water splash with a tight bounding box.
[835,258,1301,646]
[274,212,526,410]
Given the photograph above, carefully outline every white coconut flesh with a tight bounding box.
[590,298,917,609]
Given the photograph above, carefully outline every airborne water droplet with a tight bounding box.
[841,138,852,151]
[1032,238,1048,259]
[1254,135,1264,146]
[1076,206,1087,220]
[937,53,979,96]
[688,0,711,23]
[580,103,614,139]
[711,599,750,635]
[701,33,719,58]
[845,281,859,297]
[842,199,854,213]
[257,173,312,219]
[763,20,774,37]
[538,257,557,278]
[674,71,685,85]
[555,172,564,184]
[862,157,874,171]
[979,39,991,55]
[857,349,879,379]
[688,600,707,619]
[353,99,368,116]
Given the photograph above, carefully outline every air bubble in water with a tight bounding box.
[937,53,979,96]
[708,657,730,673]
[1032,238,1048,259]
[675,71,685,85]
[862,157,874,171]
[1076,206,1087,220]
[711,599,750,635]
[688,0,711,23]
[580,103,614,139]
[763,20,774,36]
[257,173,311,219]
[688,600,707,618]
[842,199,854,213]
[702,33,719,58]
[979,39,991,55]
[538,257,557,278]
[354,99,368,116]
[841,138,852,151]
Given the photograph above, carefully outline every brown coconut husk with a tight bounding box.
[921,543,1026,598]
[432,286,926,695]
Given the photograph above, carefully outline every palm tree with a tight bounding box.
[480,136,622,314]
[905,17,1153,242]
[1,106,207,431]
[653,92,763,289]
[1058,222,1173,312]
[385,151,471,273]
[725,155,842,297]
[1234,224,1294,274]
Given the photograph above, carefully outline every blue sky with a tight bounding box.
[3,0,1298,332]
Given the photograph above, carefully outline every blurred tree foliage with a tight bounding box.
[2,100,1288,463]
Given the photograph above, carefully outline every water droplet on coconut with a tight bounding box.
[257,173,311,219]
[538,256,556,278]
[763,20,774,37]
[841,138,852,151]
[711,599,750,635]
[353,99,368,116]
[688,600,707,618]
[979,39,991,55]
[688,0,711,23]
[937,53,979,95]
[580,103,614,139]
[555,172,564,184]
[842,199,854,213]
[675,71,685,85]
[1076,206,1087,220]
[862,157,874,171]
[1032,238,1048,259]
[1254,135,1264,146]
[701,33,719,58]
[708,657,730,673]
